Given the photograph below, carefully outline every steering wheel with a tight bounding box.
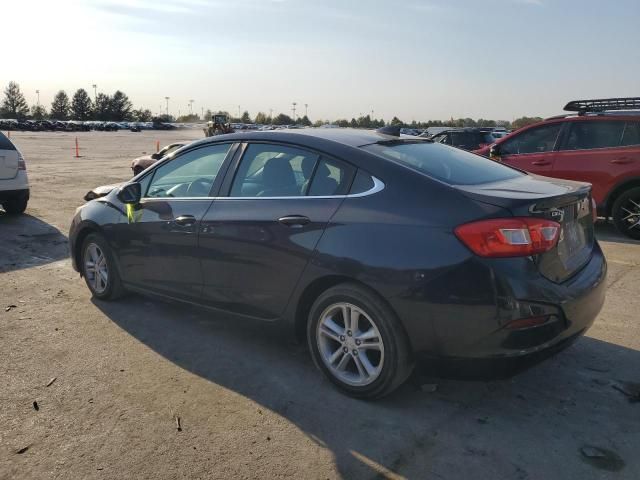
[186,177,213,197]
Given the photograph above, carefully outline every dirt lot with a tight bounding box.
[1,130,639,479]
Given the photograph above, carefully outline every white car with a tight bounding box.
[0,132,29,214]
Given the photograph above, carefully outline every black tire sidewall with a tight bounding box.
[3,195,28,214]
[307,284,411,399]
[81,233,120,299]
[612,187,640,240]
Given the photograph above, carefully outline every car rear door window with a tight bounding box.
[349,169,375,194]
[563,120,625,150]
[307,157,354,196]
[500,123,562,155]
[230,144,319,197]
[621,121,640,146]
[145,144,231,198]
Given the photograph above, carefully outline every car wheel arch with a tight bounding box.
[292,275,408,347]
[605,177,640,217]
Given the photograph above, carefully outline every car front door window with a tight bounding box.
[146,144,231,198]
[501,123,562,155]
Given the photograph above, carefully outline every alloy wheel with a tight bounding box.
[84,243,109,294]
[316,302,385,387]
[620,197,640,232]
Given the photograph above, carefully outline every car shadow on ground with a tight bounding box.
[595,220,640,245]
[94,296,639,479]
[0,213,69,273]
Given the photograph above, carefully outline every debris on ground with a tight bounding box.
[612,381,640,403]
[46,377,57,387]
[579,445,626,472]
[16,445,30,455]
[5,304,17,312]
[581,446,606,458]
[420,383,438,393]
[33,401,39,411]
[174,415,182,432]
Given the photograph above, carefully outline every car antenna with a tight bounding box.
[376,125,401,137]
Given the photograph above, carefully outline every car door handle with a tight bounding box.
[611,157,633,165]
[531,160,551,166]
[174,215,196,226]
[278,215,310,227]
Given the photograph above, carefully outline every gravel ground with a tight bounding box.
[1,130,639,480]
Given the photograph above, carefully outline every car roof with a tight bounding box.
[194,128,409,149]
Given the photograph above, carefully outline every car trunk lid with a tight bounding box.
[456,174,595,283]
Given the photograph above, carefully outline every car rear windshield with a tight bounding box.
[0,132,16,150]
[364,141,523,185]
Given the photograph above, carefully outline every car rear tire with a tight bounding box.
[2,195,28,214]
[307,283,413,399]
[81,233,125,300]
[612,187,640,240]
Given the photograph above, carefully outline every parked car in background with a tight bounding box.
[131,142,185,175]
[0,131,29,214]
[476,98,640,239]
[70,127,605,398]
[426,128,496,151]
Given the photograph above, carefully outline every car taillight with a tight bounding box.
[454,217,560,258]
[591,197,598,223]
[18,154,26,170]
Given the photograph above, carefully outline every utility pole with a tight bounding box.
[35,90,40,107]
[238,105,241,120]
[201,106,204,120]
[165,96,170,118]
[92,84,97,104]
[304,103,308,118]
[189,99,194,116]
[292,102,297,122]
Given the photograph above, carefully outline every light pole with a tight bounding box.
[201,106,204,120]
[304,103,308,118]
[189,99,194,116]
[238,105,241,120]
[92,84,97,104]
[292,102,297,122]
[269,108,273,122]
[35,90,40,107]
[165,96,170,118]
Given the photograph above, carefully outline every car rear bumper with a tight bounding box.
[0,188,29,203]
[405,243,607,377]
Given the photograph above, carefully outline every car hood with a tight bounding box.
[84,183,122,202]
[131,154,154,168]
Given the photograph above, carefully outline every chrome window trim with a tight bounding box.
[139,176,384,202]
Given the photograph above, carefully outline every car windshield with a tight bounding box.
[364,141,524,185]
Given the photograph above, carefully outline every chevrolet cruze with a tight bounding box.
[69,128,606,398]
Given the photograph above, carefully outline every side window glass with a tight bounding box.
[349,169,375,195]
[145,144,230,198]
[621,122,640,147]
[501,123,562,155]
[564,121,625,150]
[308,157,354,196]
[230,144,319,197]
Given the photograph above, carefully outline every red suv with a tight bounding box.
[476,98,640,239]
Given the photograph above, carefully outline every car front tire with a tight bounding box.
[612,187,640,240]
[81,233,125,300]
[307,283,413,399]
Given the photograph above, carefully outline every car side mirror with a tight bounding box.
[489,144,501,159]
[117,182,141,204]
[151,152,161,160]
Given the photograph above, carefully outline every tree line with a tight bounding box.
[0,81,542,129]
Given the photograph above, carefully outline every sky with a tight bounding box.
[2,0,640,122]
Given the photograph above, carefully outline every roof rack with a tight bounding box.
[564,97,640,114]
